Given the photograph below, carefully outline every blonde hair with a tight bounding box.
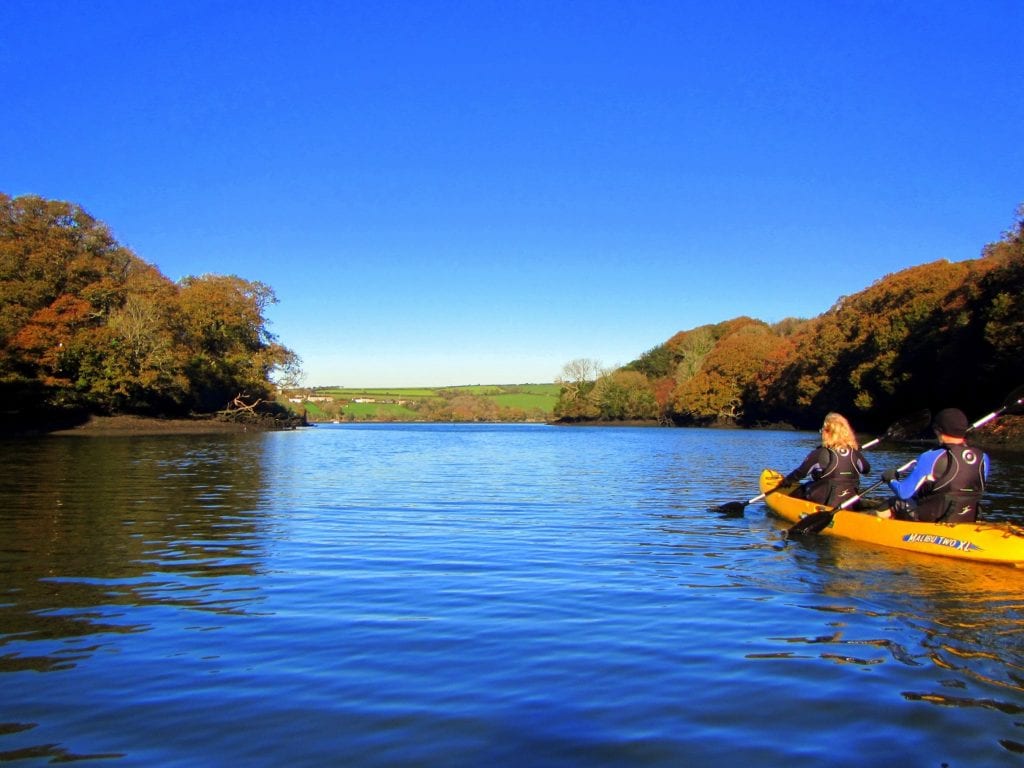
[820,412,859,451]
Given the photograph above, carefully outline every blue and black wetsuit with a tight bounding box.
[886,443,988,522]
[784,446,871,506]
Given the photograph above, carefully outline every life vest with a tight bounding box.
[913,444,986,523]
[806,447,862,506]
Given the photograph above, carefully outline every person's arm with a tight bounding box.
[783,448,825,485]
[855,450,871,475]
[886,449,940,500]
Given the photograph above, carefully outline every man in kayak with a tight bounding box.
[781,412,871,506]
[880,407,989,522]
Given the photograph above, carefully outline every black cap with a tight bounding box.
[933,408,968,438]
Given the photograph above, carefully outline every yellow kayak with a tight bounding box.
[760,469,1024,567]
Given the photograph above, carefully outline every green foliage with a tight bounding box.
[292,384,559,423]
[671,326,716,387]
[624,344,674,379]
[592,370,658,420]
[344,401,420,420]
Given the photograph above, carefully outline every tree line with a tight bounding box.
[1,194,300,424]
[6,192,1021,433]
[555,205,1024,432]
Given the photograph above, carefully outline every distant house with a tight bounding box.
[352,398,376,404]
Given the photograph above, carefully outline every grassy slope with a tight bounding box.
[292,383,561,421]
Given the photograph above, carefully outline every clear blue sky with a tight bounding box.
[4,1,1022,387]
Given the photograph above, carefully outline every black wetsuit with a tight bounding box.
[887,443,988,522]
[784,446,871,506]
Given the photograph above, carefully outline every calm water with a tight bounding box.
[3,424,1024,767]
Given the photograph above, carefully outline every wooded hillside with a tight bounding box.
[555,206,1024,432]
[1,194,300,423]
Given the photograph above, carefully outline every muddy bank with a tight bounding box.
[4,413,308,437]
[48,415,263,436]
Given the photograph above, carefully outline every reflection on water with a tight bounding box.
[0,435,269,676]
[1,425,1023,766]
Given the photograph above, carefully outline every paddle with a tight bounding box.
[708,409,930,517]
[969,384,1024,431]
[786,385,1024,536]
[785,459,917,536]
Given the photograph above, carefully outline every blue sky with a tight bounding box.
[4,1,1022,387]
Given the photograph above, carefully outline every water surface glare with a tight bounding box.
[3,424,1024,766]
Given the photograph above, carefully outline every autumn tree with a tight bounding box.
[973,206,1024,393]
[1,193,300,419]
[177,274,300,411]
[759,259,992,428]
[1,194,149,410]
[672,322,783,424]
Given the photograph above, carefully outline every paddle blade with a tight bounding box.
[710,501,747,517]
[1003,384,1024,414]
[785,510,834,537]
[969,384,1024,431]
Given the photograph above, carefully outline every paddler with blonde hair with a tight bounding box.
[782,412,872,506]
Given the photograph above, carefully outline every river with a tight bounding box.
[2,424,1024,766]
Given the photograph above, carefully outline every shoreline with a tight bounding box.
[7,413,1023,450]
[6,415,283,437]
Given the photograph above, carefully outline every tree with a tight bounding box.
[624,344,673,379]
[670,326,715,388]
[672,322,781,423]
[592,370,658,420]
[758,259,982,427]
[971,205,1024,399]
[94,263,191,412]
[553,358,602,421]
[549,203,1024,430]
[177,274,299,411]
[1,194,149,410]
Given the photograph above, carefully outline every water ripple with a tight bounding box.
[2,426,1024,766]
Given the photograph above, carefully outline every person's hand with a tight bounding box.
[882,468,900,482]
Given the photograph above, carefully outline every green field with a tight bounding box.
[285,383,561,422]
